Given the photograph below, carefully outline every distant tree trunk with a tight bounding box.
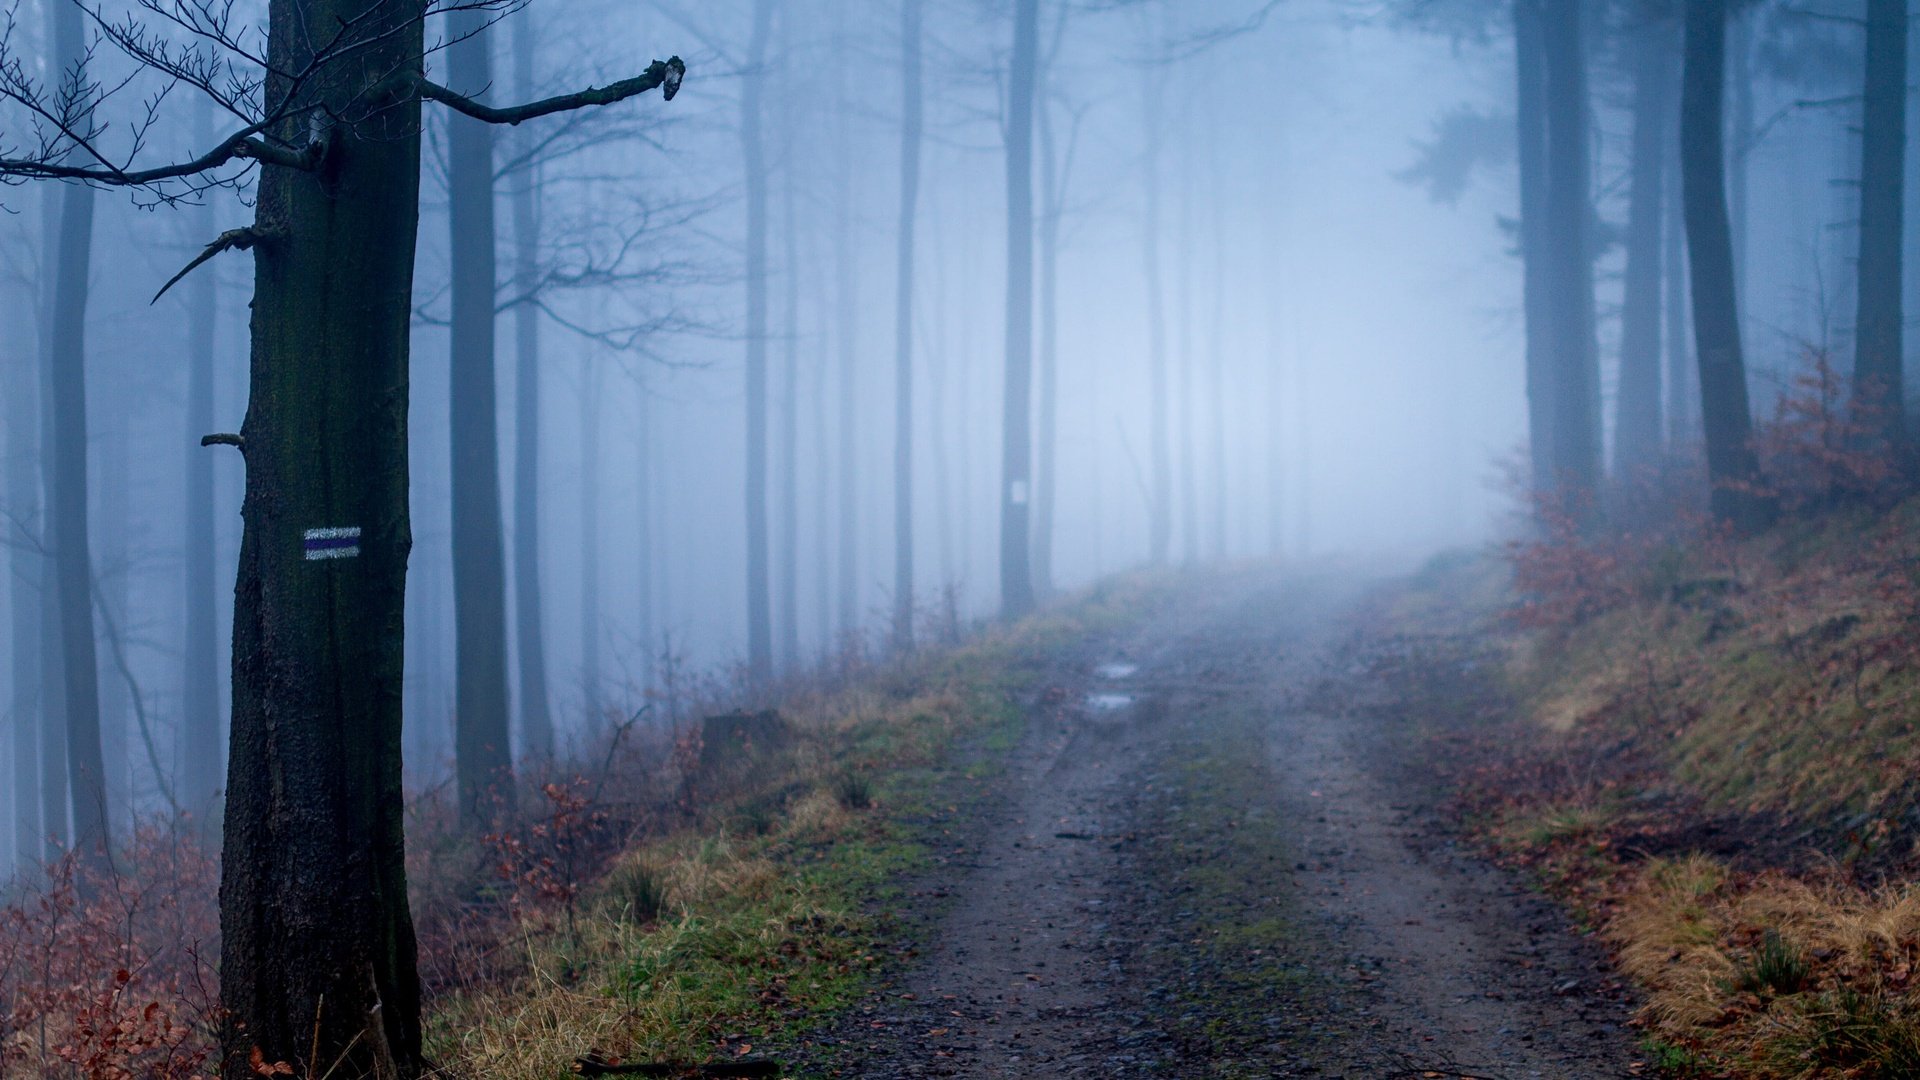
[46,0,108,867]
[447,7,514,826]
[833,8,860,643]
[1681,0,1773,531]
[778,131,801,671]
[1141,68,1172,566]
[219,1,427,1073]
[1032,44,1061,598]
[1514,0,1553,488]
[892,0,924,652]
[1176,132,1198,565]
[1614,20,1672,477]
[743,0,774,684]
[635,388,657,690]
[7,239,40,863]
[1665,132,1695,448]
[1207,157,1229,560]
[182,94,223,830]
[1854,0,1907,451]
[999,0,1039,620]
[581,361,603,724]
[1728,8,1753,312]
[1540,0,1601,502]
[510,13,555,761]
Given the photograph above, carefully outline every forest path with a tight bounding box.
[797,571,1641,1079]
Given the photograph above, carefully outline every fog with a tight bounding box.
[0,0,1891,873]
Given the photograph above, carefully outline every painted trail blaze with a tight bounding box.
[303,527,362,561]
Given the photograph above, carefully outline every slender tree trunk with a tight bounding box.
[834,6,860,644]
[182,94,223,830]
[1540,0,1601,503]
[1729,8,1753,313]
[1141,66,1172,566]
[928,205,955,589]
[1614,21,1671,477]
[778,67,801,671]
[220,1,427,1073]
[1665,131,1695,448]
[510,13,555,761]
[447,8,514,825]
[1032,50,1060,598]
[1207,154,1229,560]
[1176,130,1199,565]
[1681,0,1773,532]
[46,0,108,867]
[1854,0,1907,450]
[1515,0,1553,488]
[581,361,602,726]
[7,227,41,864]
[892,0,924,652]
[36,172,69,860]
[635,388,656,690]
[743,0,774,685]
[999,0,1039,619]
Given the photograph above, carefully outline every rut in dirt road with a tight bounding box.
[801,575,1639,1079]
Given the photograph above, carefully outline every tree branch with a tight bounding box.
[0,124,320,187]
[417,56,684,126]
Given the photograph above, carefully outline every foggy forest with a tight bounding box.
[2,0,1919,1076]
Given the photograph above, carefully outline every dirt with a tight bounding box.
[789,572,1644,1079]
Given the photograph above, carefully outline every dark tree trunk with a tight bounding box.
[1141,68,1172,566]
[1514,0,1553,488]
[447,7,514,826]
[219,0,426,1074]
[182,95,224,829]
[778,64,801,671]
[7,224,40,864]
[999,0,1039,619]
[1728,9,1753,312]
[892,0,924,652]
[1680,0,1773,531]
[1665,131,1695,448]
[510,13,555,761]
[47,0,108,867]
[1854,0,1907,450]
[1032,83,1059,598]
[743,0,774,685]
[1614,19,1672,476]
[1540,0,1601,501]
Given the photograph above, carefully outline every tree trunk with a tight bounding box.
[1540,0,1601,502]
[1176,131,1198,564]
[834,6,859,645]
[1854,0,1907,451]
[581,360,603,725]
[1141,61,1172,566]
[1614,20,1671,477]
[7,222,41,865]
[1515,0,1553,488]
[999,0,1039,620]
[182,94,224,830]
[635,388,657,690]
[510,13,556,761]
[1032,45,1060,598]
[778,65,801,671]
[1207,154,1229,560]
[892,0,924,652]
[447,8,514,826]
[1665,130,1695,448]
[46,0,108,867]
[1728,8,1753,313]
[1680,0,1773,532]
[743,0,774,685]
[219,1,426,1074]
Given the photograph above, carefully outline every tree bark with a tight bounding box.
[447,7,515,826]
[1680,0,1773,531]
[46,0,109,867]
[1540,0,1601,502]
[219,0,426,1074]
[510,13,556,761]
[743,0,774,684]
[1854,0,1907,451]
[1514,0,1553,488]
[892,0,924,652]
[182,93,224,830]
[1614,18,1671,477]
[999,0,1039,620]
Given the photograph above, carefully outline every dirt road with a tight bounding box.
[798,572,1641,1078]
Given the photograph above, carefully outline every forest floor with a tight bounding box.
[784,568,1644,1079]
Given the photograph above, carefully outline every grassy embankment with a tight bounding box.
[424,576,1166,1079]
[1397,502,1920,1077]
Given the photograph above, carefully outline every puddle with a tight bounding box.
[1094,662,1138,680]
[1085,693,1135,712]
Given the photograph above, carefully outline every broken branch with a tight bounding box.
[417,56,685,127]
